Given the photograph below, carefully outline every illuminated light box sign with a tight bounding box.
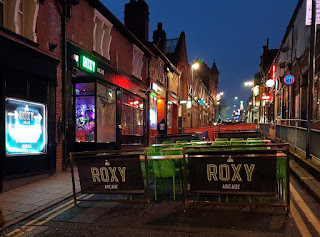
[284,75,295,85]
[5,98,47,156]
[81,55,96,73]
[261,95,272,101]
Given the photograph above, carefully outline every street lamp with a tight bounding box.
[235,97,238,100]
[190,62,200,128]
[191,62,200,70]
[244,81,254,87]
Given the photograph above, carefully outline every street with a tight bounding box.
[2,175,320,237]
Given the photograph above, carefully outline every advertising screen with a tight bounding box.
[5,98,47,156]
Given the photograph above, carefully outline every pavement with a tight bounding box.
[265,128,320,204]
[0,169,80,229]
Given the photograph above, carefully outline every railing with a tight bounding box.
[276,119,320,160]
[259,123,270,135]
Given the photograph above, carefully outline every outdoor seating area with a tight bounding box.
[70,130,290,212]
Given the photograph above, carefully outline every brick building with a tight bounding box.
[0,0,61,192]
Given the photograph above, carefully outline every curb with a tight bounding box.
[0,190,79,233]
[290,160,320,204]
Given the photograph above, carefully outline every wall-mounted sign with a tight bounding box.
[198,99,204,105]
[261,95,272,101]
[5,98,47,156]
[240,101,244,110]
[284,75,295,85]
[253,85,259,96]
[266,79,275,88]
[81,55,96,73]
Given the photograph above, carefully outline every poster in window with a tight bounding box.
[5,98,47,156]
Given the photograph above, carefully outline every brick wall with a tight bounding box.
[36,0,63,172]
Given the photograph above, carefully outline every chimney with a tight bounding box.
[124,0,149,42]
[153,22,167,55]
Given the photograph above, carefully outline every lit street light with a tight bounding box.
[235,97,238,100]
[219,92,224,96]
[191,62,200,70]
[244,81,254,87]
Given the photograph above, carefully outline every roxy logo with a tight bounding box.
[18,105,34,122]
[207,164,255,182]
[91,167,126,183]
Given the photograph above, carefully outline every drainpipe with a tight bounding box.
[307,0,316,159]
[146,57,151,146]
[61,0,68,169]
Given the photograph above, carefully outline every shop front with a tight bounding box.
[0,35,59,192]
[67,43,147,152]
[148,82,166,142]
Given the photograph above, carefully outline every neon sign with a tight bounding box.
[5,98,47,156]
[261,95,272,101]
[81,55,96,73]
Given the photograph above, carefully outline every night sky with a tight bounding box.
[102,0,297,118]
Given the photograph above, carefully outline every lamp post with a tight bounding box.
[190,62,199,128]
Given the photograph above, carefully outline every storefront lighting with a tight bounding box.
[152,83,158,91]
[168,101,173,104]
[194,96,197,100]
[179,100,187,104]
[187,100,192,109]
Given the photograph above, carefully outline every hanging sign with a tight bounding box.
[5,98,47,156]
[261,95,272,101]
[284,75,295,85]
[306,0,320,26]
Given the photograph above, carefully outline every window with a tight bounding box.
[93,9,113,60]
[96,83,116,143]
[132,45,144,79]
[75,83,95,142]
[16,0,23,35]
[122,94,144,136]
[0,0,4,27]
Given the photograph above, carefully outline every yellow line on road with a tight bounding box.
[23,194,94,234]
[290,183,320,235]
[5,194,89,237]
[291,202,312,237]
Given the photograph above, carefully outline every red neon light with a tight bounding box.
[272,65,276,80]
[261,95,271,101]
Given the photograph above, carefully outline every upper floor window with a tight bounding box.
[93,9,113,60]
[0,0,4,27]
[1,0,39,42]
[132,45,144,79]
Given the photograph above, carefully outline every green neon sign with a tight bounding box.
[81,55,96,73]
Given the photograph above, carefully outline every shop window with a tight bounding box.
[132,45,144,79]
[75,83,95,142]
[122,94,144,136]
[93,9,112,60]
[96,83,116,143]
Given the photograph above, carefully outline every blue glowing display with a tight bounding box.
[5,98,47,156]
